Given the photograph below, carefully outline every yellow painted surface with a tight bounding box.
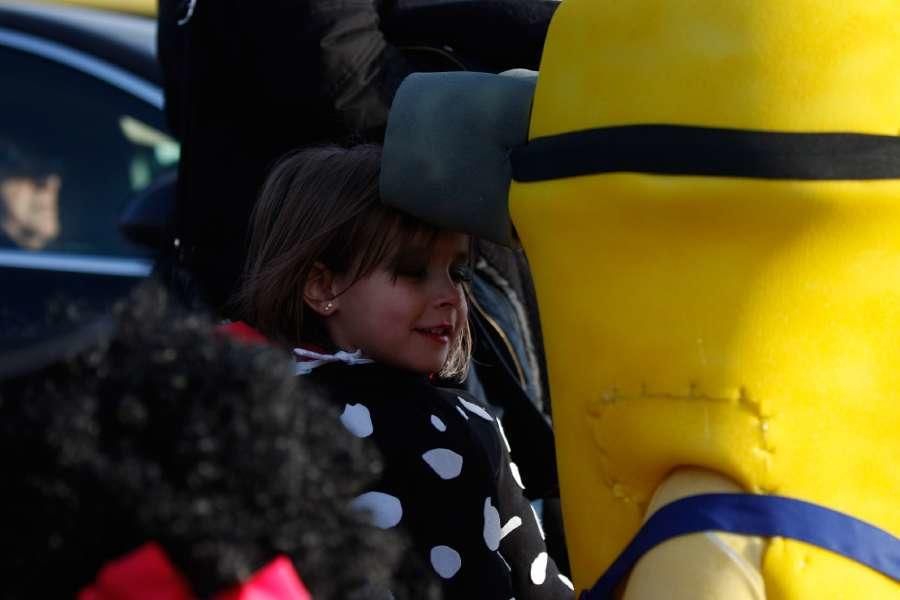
[512,173,900,598]
[32,0,156,16]
[531,0,900,137]
[511,0,900,596]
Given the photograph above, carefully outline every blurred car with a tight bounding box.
[0,0,177,334]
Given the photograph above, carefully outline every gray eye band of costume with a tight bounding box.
[380,71,537,247]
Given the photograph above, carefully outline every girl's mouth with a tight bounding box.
[414,325,453,344]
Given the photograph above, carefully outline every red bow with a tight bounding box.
[79,543,312,600]
[216,321,270,345]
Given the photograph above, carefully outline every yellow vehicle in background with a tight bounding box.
[34,0,154,16]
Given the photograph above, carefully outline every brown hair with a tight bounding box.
[236,144,471,379]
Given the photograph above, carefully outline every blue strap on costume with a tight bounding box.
[580,493,900,599]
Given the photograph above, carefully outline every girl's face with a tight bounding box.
[324,232,470,374]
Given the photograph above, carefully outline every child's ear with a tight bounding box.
[304,262,339,316]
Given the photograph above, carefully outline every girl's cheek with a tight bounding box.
[458,295,469,318]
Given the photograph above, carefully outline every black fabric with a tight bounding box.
[512,125,900,182]
[383,0,557,73]
[157,0,414,312]
[305,362,574,599]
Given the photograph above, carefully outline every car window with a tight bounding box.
[0,43,178,258]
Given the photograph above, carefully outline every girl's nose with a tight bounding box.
[434,275,463,308]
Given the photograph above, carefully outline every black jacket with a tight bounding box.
[157,0,413,310]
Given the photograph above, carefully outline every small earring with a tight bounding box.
[324,302,333,312]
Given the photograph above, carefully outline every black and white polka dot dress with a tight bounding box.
[305,362,574,599]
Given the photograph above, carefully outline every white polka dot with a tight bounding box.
[500,515,522,540]
[495,418,512,452]
[430,545,461,579]
[340,403,373,438]
[455,405,469,420]
[351,491,403,529]
[509,462,525,489]
[558,574,574,590]
[530,503,545,540]
[431,415,447,432]
[483,497,502,550]
[422,448,463,479]
[530,552,548,585]
[458,396,493,420]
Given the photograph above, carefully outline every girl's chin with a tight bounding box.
[389,354,448,376]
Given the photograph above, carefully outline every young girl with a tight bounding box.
[238,145,573,599]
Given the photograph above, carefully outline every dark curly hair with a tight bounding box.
[0,284,440,599]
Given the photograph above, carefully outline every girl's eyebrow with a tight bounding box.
[389,248,429,271]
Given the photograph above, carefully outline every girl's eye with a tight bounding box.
[451,264,473,283]
[394,265,429,281]
[392,252,430,281]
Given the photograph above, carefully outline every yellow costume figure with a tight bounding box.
[510,1,900,597]
[379,0,900,597]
